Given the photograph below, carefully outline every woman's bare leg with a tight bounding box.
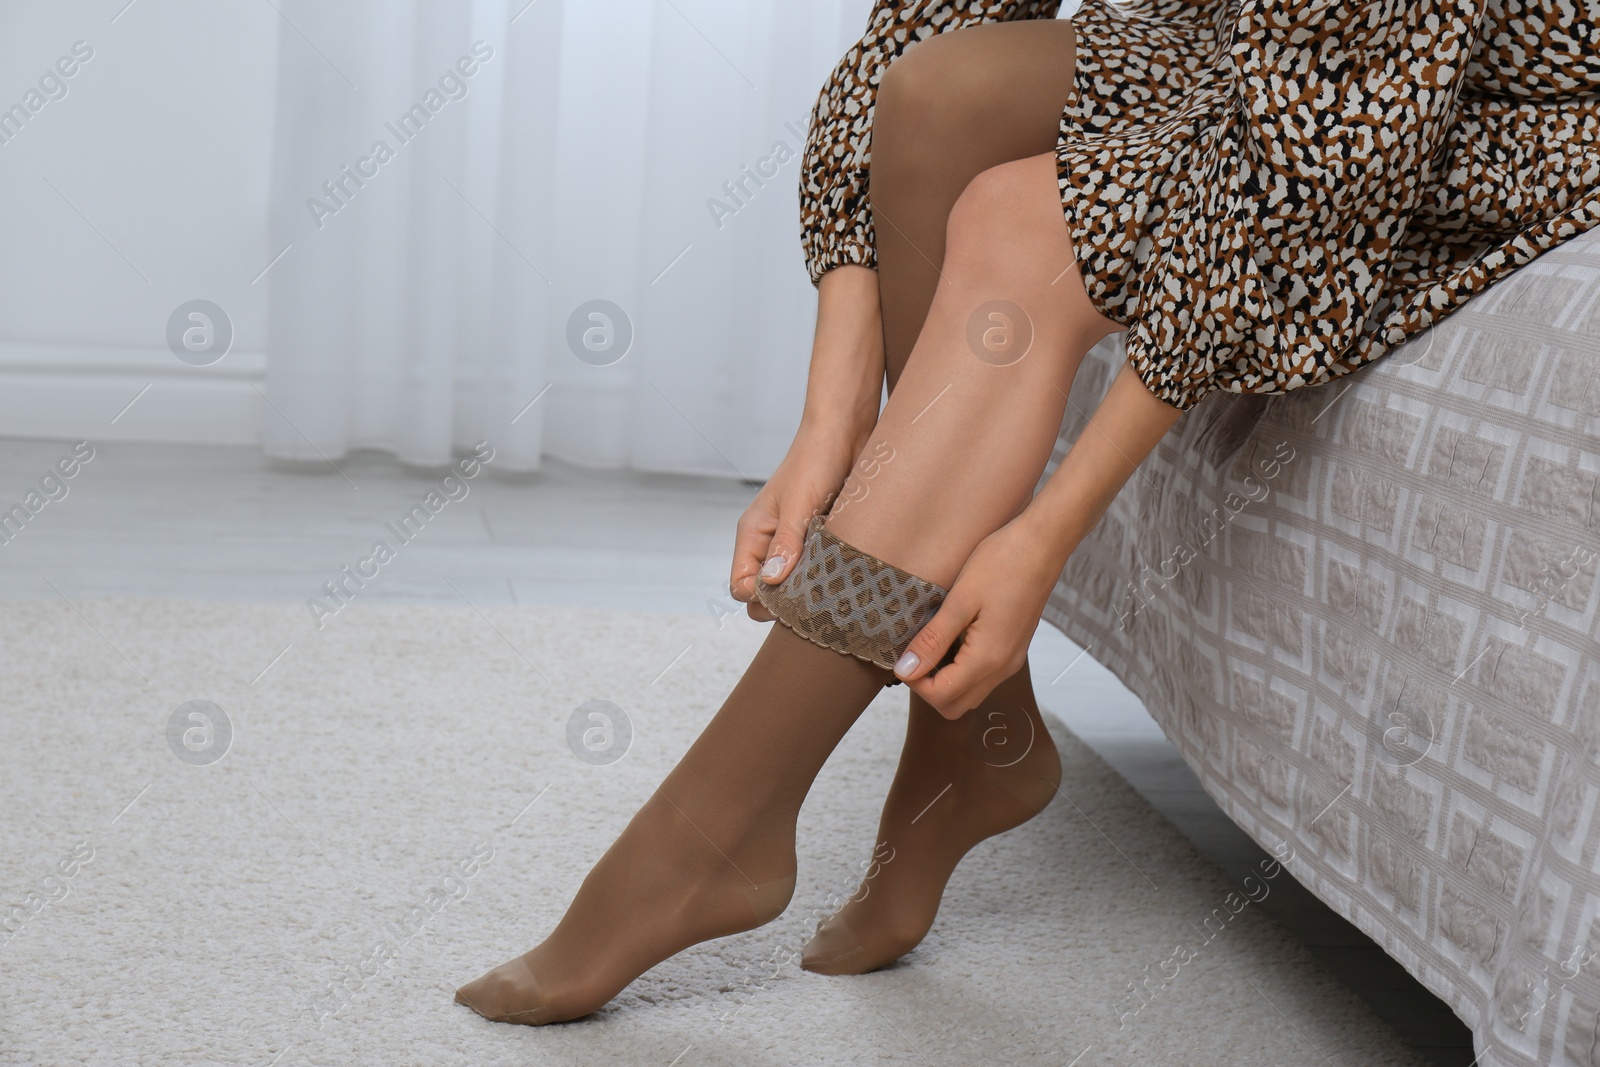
[455,25,1127,1026]
[803,149,1119,973]
[803,18,1094,974]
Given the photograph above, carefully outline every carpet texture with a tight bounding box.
[0,599,1425,1065]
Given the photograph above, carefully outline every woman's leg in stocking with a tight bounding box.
[455,149,1116,1025]
[454,22,1114,1024]
[457,626,891,1024]
[869,18,1081,386]
[803,19,1096,974]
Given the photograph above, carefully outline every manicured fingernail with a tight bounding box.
[759,555,786,580]
[894,651,919,678]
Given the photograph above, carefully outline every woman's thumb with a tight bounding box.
[758,512,811,584]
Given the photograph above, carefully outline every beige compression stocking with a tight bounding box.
[756,514,958,675]
[800,666,1062,974]
[796,18,1086,974]
[752,521,1063,974]
[455,621,895,1025]
[458,17,1107,1018]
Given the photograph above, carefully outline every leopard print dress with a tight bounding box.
[798,0,1600,410]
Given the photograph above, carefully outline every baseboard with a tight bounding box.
[0,341,265,445]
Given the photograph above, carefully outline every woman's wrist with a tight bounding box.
[1010,499,1083,584]
[1016,363,1185,576]
[796,406,876,459]
[797,264,886,456]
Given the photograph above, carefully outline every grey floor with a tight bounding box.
[0,440,1473,1063]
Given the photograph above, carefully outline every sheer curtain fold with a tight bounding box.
[264,0,865,475]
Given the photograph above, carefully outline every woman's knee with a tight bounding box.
[875,31,982,142]
[943,155,1064,272]
[876,20,1075,143]
[875,23,1071,153]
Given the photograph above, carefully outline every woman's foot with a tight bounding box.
[802,671,1060,976]
[455,789,796,1025]
[455,626,893,1025]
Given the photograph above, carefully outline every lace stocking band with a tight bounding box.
[752,515,951,684]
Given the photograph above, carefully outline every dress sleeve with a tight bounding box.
[1125,1,1488,410]
[799,0,1064,286]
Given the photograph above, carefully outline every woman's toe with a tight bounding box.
[801,912,866,972]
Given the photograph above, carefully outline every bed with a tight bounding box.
[1043,225,1600,1067]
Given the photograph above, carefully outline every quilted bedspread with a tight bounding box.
[1043,227,1600,1066]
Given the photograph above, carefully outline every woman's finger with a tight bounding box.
[756,509,813,587]
[920,650,1012,719]
[894,592,977,692]
[905,642,990,718]
[729,508,778,605]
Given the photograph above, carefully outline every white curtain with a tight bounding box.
[262,0,870,476]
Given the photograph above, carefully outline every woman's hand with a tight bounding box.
[730,265,884,619]
[729,428,862,619]
[893,363,1184,717]
[891,511,1070,717]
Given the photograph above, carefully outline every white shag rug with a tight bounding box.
[0,599,1426,1066]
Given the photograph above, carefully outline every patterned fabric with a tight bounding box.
[752,515,948,679]
[798,0,1600,410]
[1042,226,1600,1067]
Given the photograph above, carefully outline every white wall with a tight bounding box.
[0,0,279,444]
[2,0,1079,457]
